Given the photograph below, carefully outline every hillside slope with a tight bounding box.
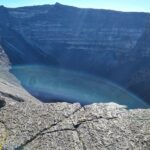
[0,3,150,104]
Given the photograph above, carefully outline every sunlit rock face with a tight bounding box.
[0,3,150,106]
[0,45,10,67]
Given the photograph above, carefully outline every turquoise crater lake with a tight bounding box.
[11,65,149,109]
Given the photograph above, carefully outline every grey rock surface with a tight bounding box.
[0,73,150,150]
[0,45,10,67]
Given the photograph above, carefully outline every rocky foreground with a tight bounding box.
[0,72,150,150]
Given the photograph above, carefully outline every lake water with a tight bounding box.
[11,65,149,109]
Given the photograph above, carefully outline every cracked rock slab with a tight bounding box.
[0,101,81,149]
[24,130,83,150]
[15,103,150,150]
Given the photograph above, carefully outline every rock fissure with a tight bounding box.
[74,126,87,150]
[73,116,118,127]
[0,98,6,108]
[14,106,82,149]
[14,123,59,150]
[0,91,24,102]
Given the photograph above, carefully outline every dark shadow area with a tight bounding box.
[0,98,6,108]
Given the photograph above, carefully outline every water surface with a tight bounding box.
[11,65,149,109]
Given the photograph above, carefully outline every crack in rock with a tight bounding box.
[0,97,6,108]
[0,91,24,102]
[14,106,82,149]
